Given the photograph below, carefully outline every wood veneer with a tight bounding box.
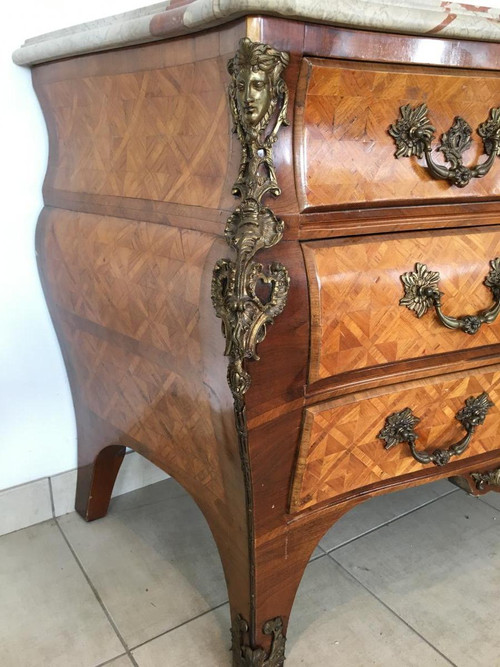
[36,204,253,622]
[296,57,500,212]
[304,226,500,383]
[33,23,245,218]
[291,364,500,512]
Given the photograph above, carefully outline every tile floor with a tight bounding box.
[1,477,500,666]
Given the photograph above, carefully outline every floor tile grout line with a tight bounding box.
[325,489,458,554]
[94,653,129,667]
[47,476,56,518]
[477,495,500,512]
[0,516,57,539]
[310,546,328,561]
[109,496,189,518]
[326,552,458,667]
[54,518,140,667]
[129,600,230,653]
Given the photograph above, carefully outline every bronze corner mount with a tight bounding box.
[211,38,291,400]
[471,467,500,490]
[232,615,286,667]
[389,103,500,187]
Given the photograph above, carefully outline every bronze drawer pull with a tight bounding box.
[389,103,500,187]
[378,392,494,467]
[399,259,500,335]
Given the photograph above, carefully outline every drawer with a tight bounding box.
[290,365,500,512]
[295,58,500,212]
[304,227,500,385]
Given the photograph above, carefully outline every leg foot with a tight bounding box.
[76,445,126,521]
[449,465,500,496]
[228,524,325,667]
[232,614,286,666]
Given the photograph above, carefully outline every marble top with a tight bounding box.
[13,0,500,66]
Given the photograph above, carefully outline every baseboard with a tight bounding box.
[0,452,169,537]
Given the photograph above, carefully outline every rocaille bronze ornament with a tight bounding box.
[212,37,290,403]
[378,392,494,467]
[471,467,500,490]
[232,615,286,667]
[211,39,290,665]
[399,258,500,335]
[389,103,500,187]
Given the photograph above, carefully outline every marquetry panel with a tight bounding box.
[304,227,500,384]
[40,208,226,495]
[37,56,230,209]
[296,58,500,211]
[291,366,500,511]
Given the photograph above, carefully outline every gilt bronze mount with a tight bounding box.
[399,258,500,334]
[471,467,500,490]
[450,465,500,494]
[378,392,494,467]
[389,103,500,187]
[211,37,290,402]
[232,615,286,667]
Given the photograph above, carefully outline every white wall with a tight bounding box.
[2,1,149,490]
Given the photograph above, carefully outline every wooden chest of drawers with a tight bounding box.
[16,4,500,665]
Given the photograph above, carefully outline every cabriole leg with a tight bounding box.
[75,444,126,521]
[230,526,325,667]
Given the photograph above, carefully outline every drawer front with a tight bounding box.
[290,366,500,512]
[304,227,500,385]
[296,58,500,212]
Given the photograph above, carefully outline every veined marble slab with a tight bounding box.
[13,0,500,66]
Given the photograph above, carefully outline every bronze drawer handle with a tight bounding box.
[378,392,494,467]
[399,259,500,335]
[389,103,500,187]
